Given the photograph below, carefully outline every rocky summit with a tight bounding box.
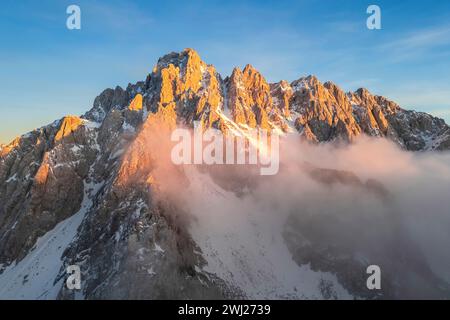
[0,49,449,299]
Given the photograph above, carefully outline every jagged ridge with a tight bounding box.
[0,48,449,299]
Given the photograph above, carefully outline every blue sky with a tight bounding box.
[1,0,450,143]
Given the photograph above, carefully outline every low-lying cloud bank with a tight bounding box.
[140,126,450,298]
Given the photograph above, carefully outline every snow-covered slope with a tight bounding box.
[186,169,352,299]
[0,209,85,299]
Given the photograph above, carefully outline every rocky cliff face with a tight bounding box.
[0,48,449,299]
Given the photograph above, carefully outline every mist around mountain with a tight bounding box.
[0,49,450,299]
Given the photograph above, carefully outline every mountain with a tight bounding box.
[0,48,449,299]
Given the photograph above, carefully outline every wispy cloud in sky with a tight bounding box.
[83,0,153,32]
[430,108,450,118]
[378,24,450,62]
[385,25,450,49]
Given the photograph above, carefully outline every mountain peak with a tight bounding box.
[355,87,372,98]
[243,64,257,73]
[153,48,204,73]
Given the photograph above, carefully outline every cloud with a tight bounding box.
[429,109,450,123]
[379,83,450,122]
[388,26,450,49]
[136,128,450,298]
[378,24,450,62]
[82,0,153,32]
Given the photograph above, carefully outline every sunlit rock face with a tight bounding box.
[143,48,224,130]
[0,48,449,300]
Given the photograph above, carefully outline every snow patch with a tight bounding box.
[153,243,165,253]
[6,174,18,183]
[0,168,104,299]
[185,168,352,299]
[122,122,136,133]
[0,209,86,299]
